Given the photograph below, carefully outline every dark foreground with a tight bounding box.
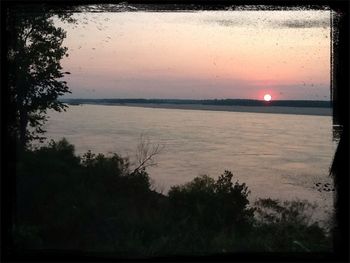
[14,139,332,256]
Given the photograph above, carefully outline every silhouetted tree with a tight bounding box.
[6,5,75,148]
[168,171,254,232]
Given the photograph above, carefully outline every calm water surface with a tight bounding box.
[44,104,336,220]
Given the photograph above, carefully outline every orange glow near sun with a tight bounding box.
[264,94,272,102]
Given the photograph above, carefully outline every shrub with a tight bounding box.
[15,138,155,250]
[14,139,332,254]
[251,198,332,252]
[168,171,255,233]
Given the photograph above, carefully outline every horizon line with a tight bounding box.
[61,98,331,102]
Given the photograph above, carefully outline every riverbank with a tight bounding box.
[75,102,332,116]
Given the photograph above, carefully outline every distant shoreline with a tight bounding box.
[72,102,332,116]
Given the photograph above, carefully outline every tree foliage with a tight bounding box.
[6,5,74,147]
[168,171,255,232]
[14,139,332,254]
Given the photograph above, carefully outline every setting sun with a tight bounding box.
[264,94,272,102]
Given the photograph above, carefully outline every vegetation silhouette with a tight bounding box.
[14,139,332,256]
[7,5,75,148]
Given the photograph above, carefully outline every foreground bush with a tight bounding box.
[14,139,332,255]
[250,198,332,252]
[16,139,157,251]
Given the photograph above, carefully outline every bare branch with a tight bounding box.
[132,134,164,174]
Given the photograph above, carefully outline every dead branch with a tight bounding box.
[132,134,164,174]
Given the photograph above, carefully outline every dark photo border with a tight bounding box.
[1,0,349,262]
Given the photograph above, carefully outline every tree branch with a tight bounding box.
[132,135,164,174]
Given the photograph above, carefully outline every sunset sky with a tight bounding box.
[57,10,331,100]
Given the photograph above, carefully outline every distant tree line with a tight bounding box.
[61,98,331,108]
